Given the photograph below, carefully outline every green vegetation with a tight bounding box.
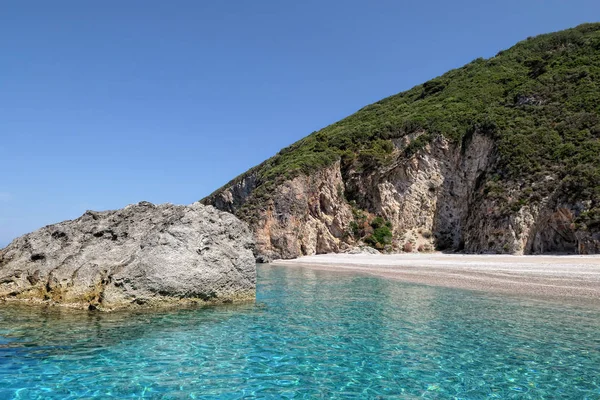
[207,24,600,230]
[348,204,368,239]
[346,206,393,250]
[364,217,393,250]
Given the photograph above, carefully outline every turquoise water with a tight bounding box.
[1,265,600,399]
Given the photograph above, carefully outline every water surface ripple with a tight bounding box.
[1,265,599,399]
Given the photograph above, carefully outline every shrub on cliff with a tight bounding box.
[365,224,393,249]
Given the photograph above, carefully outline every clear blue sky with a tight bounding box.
[1,0,599,246]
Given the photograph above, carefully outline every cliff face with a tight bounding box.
[202,24,600,259]
[205,162,354,260]
[205,131,598,259]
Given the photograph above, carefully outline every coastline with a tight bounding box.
[272,253,600,303]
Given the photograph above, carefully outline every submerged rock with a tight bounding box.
[0,202,256,311]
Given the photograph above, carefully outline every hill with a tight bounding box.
[203,23,600,260]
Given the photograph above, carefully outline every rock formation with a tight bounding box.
[0,202,256,310]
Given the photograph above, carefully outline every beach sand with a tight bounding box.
[272,253,600,303]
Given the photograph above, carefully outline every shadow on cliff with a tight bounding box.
[524,207,578,254]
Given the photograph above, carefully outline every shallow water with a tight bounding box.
[1,265,599,399]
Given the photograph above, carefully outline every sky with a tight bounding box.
[1,0,599,246]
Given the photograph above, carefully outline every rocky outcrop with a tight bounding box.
[345,246,380,255]
[0,202,256,310]
[206,162,354,260]
[209,171,259,214]
[204,131,599,258]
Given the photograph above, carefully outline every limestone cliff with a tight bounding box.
[204,131,598,259]
[203,24,600,259]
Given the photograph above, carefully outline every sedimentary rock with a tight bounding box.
[0,202,256,310]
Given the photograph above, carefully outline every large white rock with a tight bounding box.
[0,202,256,311]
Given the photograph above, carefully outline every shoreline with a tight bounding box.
[271,253,600,304]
